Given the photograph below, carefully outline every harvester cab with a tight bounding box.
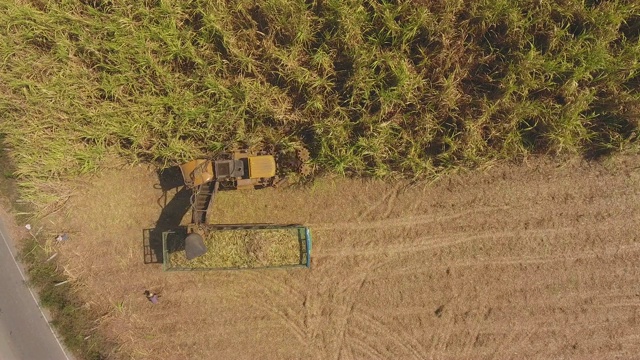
[179,151,277,190]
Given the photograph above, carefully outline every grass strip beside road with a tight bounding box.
[0,141,114,360]
[19,234,114,360]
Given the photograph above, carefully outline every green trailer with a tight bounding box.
[162,224,312,271]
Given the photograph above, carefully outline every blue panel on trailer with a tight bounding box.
[305,228,312,268]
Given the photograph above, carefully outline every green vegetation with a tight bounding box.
[20,234,113,359]
[0,135,19,205]
[1,0,639,208]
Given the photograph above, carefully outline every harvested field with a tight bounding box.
[46,155,640,359]
[167,228,305,270]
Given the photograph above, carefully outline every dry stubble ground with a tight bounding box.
[45,155,640,359]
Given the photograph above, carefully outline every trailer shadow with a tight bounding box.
[143,167,191,264]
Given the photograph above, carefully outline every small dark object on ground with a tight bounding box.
[143,290,159,304]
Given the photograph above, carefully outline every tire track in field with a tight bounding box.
[356,183,404,221]
[317,214,635,260]
[303,263,377,360]
[379,182,407,220]
[353,283,640,358]
[314,189,638,233]
[331,259,375,360]
[328,248,442,359]
[233,273,309,348]
[447,243,640,268]
[245,272,306,302]
[247,294,307,345]
[312,205,511,231]
[317,226,575,258]
[352,312,427,360]
[240,161,638,358]
[490,328,529,360]
[462,313,490,357]
[304,253,399,360]
[347,326,388,360]
[367,242,640,279]
[428,308,455,359]
[429,316,626,336]
[422,318,619,359]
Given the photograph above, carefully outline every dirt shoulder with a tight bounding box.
[44,155,640,359]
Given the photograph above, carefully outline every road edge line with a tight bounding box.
[0,223,72,360]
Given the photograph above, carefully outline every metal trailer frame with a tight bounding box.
[162,224,312,271]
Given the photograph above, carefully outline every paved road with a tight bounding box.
[0,216,72,360]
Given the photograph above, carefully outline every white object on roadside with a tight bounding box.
[25,224,31,231]
[56,233,69,242]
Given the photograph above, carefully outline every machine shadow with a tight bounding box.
[143,166,191,264]
[155,165,185,191]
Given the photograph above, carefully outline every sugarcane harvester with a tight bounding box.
[178,151,277,259]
